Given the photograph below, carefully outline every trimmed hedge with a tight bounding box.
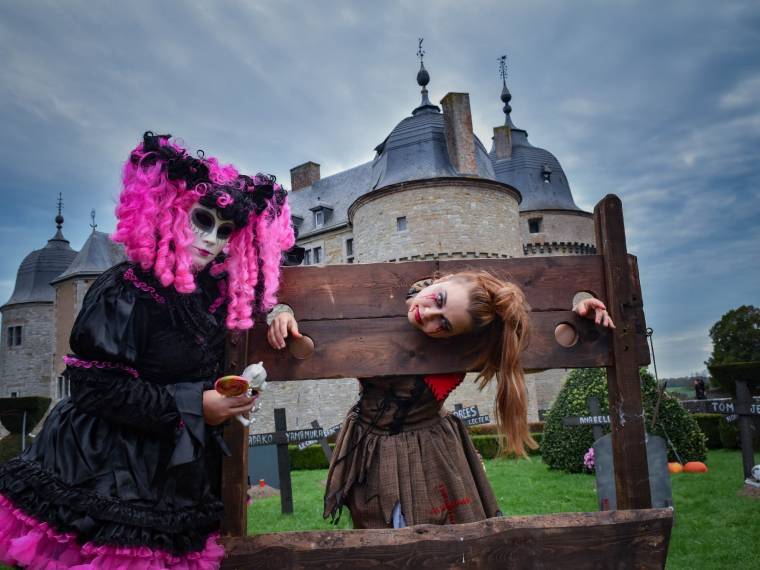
[286,433,544,470]
[541,368,707,473]
[0,397,51,434]
[694,414,722,449]
[0,434,23,463]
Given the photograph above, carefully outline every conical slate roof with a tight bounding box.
[2,229,77,308]
[51,231,125,284]
[371,67,495,191]
[490,129,582,212]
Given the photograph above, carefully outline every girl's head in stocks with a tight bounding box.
[407,271,536,457]
[112,132,295,331]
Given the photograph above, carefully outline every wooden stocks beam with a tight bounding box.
[595,194,652,509]
[221,331,249,537]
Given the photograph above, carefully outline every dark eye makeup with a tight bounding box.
[192,210,214,232]
[217,224,235,240]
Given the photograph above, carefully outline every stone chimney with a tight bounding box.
[290,161,321,191]
[492,125,512,159]
[440,92,478,176]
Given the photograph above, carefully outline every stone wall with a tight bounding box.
[0,303,55,397]
[521,210,595,256]
[51,278,95,396]
[351,179,522,263]
[299,227,353,265]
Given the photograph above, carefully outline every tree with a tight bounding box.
[706,305,760,392]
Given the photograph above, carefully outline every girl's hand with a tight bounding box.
[574,298,615,329]
[267,311,302,350]
[203,390,256,426]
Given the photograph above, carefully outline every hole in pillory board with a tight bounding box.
[555,323,578,348]
[289,335,315,360]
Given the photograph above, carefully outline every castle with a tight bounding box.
[0,56,597,433]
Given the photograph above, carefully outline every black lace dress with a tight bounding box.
[0,262,230,564]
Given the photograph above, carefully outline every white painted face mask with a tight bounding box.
[188,204,236,269]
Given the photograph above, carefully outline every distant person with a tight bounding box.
[694,377,707,400]
[0,132,295,568]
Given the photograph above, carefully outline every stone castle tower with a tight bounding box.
[257,58,596,432]
[0,206,124,402]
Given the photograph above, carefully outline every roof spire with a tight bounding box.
[90,209,97,233]
[498,55,517,128]
[413,38,439,116]
[50,192,69,243]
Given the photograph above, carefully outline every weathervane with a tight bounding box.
[417,38,425,65]
[90,209,97,232]
[56,192,64,230]
[499,55,508,85]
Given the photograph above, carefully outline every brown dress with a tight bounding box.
[324,375,501,528]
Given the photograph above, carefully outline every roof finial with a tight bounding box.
[55,192,64,230]
[413,37,439,115]
[90,209,97,232]
[498,55,516,128]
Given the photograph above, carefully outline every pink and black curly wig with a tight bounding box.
[112,132,295,330]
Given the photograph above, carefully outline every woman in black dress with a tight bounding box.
[0,132,295,568]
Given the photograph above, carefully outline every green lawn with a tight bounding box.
[248,450,759,569]
[1,450,755,569]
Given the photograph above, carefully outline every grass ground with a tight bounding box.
[248,450,760,569]
[0,450,755,568]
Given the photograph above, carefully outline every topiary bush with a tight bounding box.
[693,414,722,449]
[0,397,51,434]
[542,368,707,473]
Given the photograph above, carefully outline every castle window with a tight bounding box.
[10,392,18,398]
[396,216,407,231]
[314,210,325,228]
[7,326,22,347]
[528,218,542,234]
[291,215,304,228]
[304,249,312,265]
[541,164,552,183]
[57,375,70,399]
[313,247,322,264]
[345,238,354,263]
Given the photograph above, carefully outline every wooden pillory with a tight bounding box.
[219,195,674,568]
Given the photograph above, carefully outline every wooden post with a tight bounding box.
[275,408,294,514]
[221,331,250,537]
[735,380,756,480]
[595,194,652,509]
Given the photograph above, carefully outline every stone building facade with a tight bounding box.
[253,62,597,433]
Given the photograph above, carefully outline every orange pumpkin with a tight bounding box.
[668,462,683,474]
[683,461,708,473]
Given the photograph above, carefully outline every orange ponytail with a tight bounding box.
[447,271,536,457]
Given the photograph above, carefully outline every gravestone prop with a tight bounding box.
[452,403,491,426]
[563,396,610,441]
[594,433,673,511]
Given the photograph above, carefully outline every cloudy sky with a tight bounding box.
[0,0,758,378]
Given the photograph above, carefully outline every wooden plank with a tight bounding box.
[595,194,652,510]
[222,508,673,569]
[220,331,249,537]
[274,408,294,515]
[273,256,607,317]
[247,310,637,380]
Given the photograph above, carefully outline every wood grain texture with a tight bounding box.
[273,256,607,318]
[220,332,249,537]
[222,508,673,569]
[596,194,652,510]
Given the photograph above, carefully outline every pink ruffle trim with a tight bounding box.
[63,356,139,379]
[123,267,166,304]
[0,494,224,570]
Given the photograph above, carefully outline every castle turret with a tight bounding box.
[490,57,596,257]
[0,196,78,397]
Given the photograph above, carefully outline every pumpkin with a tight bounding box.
[668,462,683,474]
[683,461,708,473]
